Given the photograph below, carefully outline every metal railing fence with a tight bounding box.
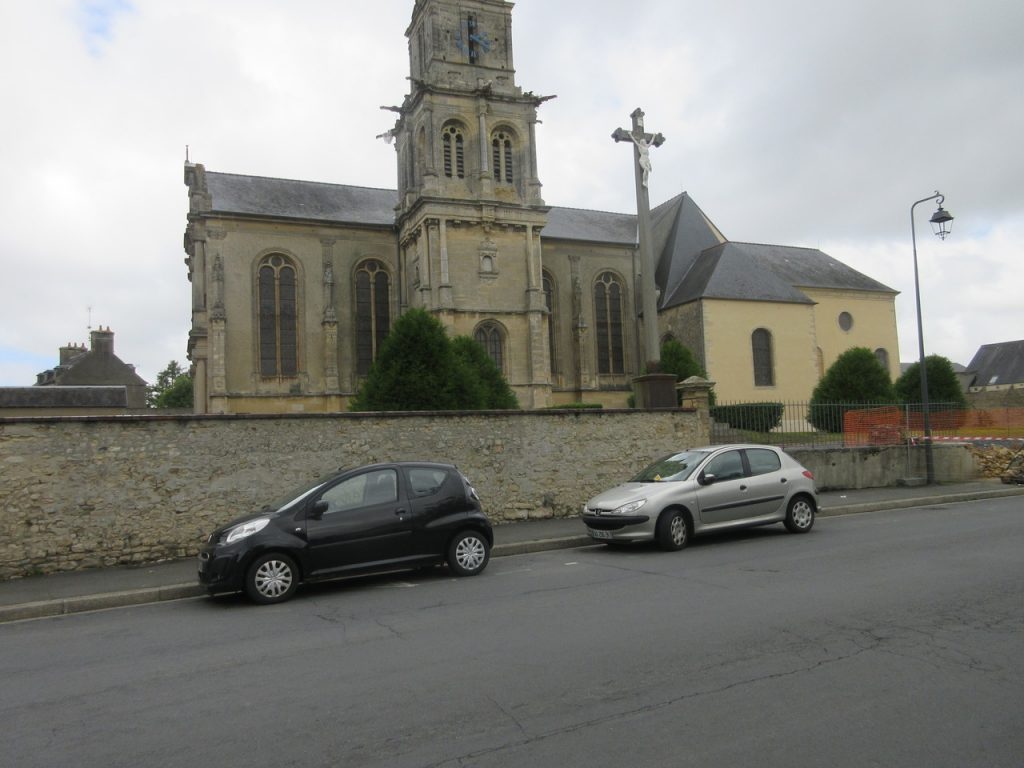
[709,400,1024,449]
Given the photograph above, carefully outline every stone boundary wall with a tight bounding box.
[790,444,979,490]
[0,409,705,579]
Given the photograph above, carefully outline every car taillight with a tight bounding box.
[802,470,814,480]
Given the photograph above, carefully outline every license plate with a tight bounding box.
[589,528,613,540]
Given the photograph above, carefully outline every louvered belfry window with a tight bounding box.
[258,255,298,377]
[492,132,513,183]
[355,260,391,376]
[443,125,465,179]
[595,272,625,374]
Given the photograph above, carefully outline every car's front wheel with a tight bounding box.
[245,552,299,604]
[784,496,816,533]
[447,530,490,576]
[656,509,689,551]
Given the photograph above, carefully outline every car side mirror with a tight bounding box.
[700,472,717,486]
[309,499,329,519]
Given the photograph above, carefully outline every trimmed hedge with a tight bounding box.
[710,402,784,432]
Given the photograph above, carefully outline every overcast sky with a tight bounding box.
[2,0,1021,387]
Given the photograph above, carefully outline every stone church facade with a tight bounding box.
[183,0,899,414]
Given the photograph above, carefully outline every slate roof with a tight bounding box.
[966,340,1024,386]
[542,207,636,245]
[198,170,896,308]
[653,202,896,308]
[0,386,128,408]
[205,172,398,227]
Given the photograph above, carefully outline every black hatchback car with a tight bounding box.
[198,462,492,604]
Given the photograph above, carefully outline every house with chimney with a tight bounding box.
[0,328,148,415]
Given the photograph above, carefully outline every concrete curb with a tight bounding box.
[819,486,1024,518]
[0,584,207,624]
[492,535,594,558]
[0,540,592,624]
[3,486,1022,624]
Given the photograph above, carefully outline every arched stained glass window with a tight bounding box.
[595,272,625,375]
[752,328,774,387]
[258,254,298,377]
[355,260,391,376]
[474,321,505,372]
[543,272,556,376]
[874,347,890,373]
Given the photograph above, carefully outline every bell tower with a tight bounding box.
[388,0,554,407]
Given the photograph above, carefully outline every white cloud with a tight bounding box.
[1,0,1021,385]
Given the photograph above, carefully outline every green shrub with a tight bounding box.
[894,355,967,409]
[710,402,784,432]
[350,308,485,411]
[451,336,518,410]
[808,348,895,432]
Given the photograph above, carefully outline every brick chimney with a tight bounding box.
[59,342,86,365]
[90,326,115,357]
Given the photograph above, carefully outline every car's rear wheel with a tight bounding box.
[447,530,490,576]
[656,509,689,551]
[245,552,299,604]
[784,496,816,533]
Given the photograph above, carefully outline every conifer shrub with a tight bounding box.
[350,309,520,411]
[808,347,895,432]
[894,355,967,409]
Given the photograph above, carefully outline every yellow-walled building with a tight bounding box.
[183,0,898,414]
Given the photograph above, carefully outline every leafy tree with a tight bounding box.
[894,355,967,409]
[154,374,194,409]
[660,339,705,382]
[808,347,895,432]
[451,336,518,409]
[657,339,714,406]
[148,361,193,409]
[350,308,488,411]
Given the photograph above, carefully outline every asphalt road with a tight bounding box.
[3,498,1023,768]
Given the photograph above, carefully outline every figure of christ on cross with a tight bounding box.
[612,108,666,374]
[612,112,665,189]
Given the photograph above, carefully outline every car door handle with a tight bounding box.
[780,478,788,483]
[740,485,747,491]
[395,508,408,516]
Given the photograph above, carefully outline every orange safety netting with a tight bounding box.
[843,407,1024,446]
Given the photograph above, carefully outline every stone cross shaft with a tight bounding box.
[613,108,665,370]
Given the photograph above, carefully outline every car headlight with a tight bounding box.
[613,499,647,516]
[224,517,270,544]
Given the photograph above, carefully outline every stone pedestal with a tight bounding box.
[677,376,715,411]
[632,373,678,409]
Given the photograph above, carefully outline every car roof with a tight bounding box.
[678,444,782,452]
[336,461,458,472]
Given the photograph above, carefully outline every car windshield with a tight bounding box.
[265,471,343,513]
[631,451,709,483]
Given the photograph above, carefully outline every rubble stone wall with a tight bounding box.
[0,409,704,579]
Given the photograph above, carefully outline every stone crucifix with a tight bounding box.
[613,108,666,373]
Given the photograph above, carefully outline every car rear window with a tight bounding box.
[746,448,782,476]
[408,468,449,496]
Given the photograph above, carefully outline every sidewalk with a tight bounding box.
[2,480,1021,623]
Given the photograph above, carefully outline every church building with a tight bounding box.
[183,0,899,414]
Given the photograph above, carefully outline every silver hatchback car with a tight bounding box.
[582,444,818,550]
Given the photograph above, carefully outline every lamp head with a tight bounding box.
[929,204,954,240]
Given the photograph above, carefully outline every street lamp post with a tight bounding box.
[910,191,954,485]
